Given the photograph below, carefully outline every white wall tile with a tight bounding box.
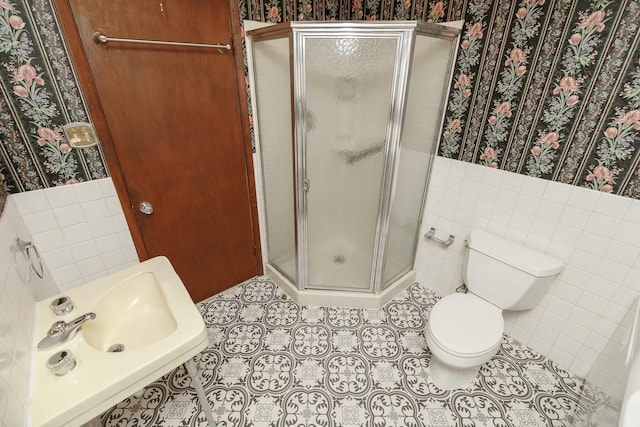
[543,182,573,204]
[10,190,48,215]
[559,206,591,229]
[415,157,640,400]
[613,220,640,247]
[568,186,601,210]
[569,249,600,274]
[99,178,118,197]
[20,211,58,235]
[70,240,99,262]
[81,199,110,221]
[0,197,58,426]
[102,249,127,270]
[118,230,135,248]
[72,179,104,202]
[12,179,140,296]
[595,258,630,284]
[76,256,106,277]
[605,240,638,266]
[53,204,86,228]
[594,192,631,217]
[111,215,129,232]
[585,276,618,301]
[562,321,590,344]
[61,223,92,244]
[95,234,122,254]
[521,177,546,198]
[32,229,67,252]
[494,189,518,209]
[535,199,565,222]
[515,194,539,213]
[106,196,125,217]
[500,171,524,192]
[554,334,582,355]
[624,201,640,221]
[50,263,82,285]
[576,232,610,256]
[481,166,503,187]
[626,268,640,292]
[88,217,116,238]
[44,185,78,208]
[586,213,620,237]
[39,247,74,270]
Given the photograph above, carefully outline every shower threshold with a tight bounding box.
[265,263,415,309]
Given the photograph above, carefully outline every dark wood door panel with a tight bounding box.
[62,0,260,301]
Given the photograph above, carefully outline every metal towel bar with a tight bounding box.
[93,32,231,52]
[425,227,455,247]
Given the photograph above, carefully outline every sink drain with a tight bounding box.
[107,343,125,353]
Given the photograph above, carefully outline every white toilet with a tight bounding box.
[425,229,563,389]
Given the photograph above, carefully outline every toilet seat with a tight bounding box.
[427,293,503,366]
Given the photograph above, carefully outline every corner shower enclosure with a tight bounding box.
[247,21,460,307]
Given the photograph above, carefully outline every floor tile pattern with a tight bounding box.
[90,278,604,426]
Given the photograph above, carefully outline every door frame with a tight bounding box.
[54,0,263,272]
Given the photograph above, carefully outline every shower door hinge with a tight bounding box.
[303,179,310,193]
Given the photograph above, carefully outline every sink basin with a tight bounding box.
[31,257,208,427]
[82,272,178,352]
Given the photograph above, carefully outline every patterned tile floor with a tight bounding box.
[88,277,605,427]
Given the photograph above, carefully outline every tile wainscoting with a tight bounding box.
[0,178,137,426]
[10,178,139,292]
[416,156,640,401]
[0,198,57,426]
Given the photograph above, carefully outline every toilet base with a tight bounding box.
[428,357,479,390]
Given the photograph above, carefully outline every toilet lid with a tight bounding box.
[429,293,504,357]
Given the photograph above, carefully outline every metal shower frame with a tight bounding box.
[248,20,460,295]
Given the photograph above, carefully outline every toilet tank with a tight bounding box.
[463,230,563,311]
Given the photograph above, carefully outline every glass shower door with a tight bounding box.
[303,36,398,291]
[252,35,297,284]
[382,28,461,288]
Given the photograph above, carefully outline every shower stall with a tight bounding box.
[247,21,460,307]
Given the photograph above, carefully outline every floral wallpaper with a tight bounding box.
[240,0,640,199]
[0,0,107,194]
[438,0,640,198]
[1,0,639,200]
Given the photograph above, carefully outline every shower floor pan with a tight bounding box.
[267,238,414,309]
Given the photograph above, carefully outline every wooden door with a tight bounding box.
[56,0,261,302]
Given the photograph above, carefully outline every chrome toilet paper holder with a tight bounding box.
[425,227,455,247]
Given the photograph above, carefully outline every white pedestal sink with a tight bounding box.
[31,257,209,427]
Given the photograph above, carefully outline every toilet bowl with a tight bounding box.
[425,229,563,389]
[426,293,503,369]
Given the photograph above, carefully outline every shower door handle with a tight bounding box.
[303,179,310,193]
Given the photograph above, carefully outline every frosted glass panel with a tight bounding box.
[253,37,296,282]
[304,37,397,290]
[382,34,453,286]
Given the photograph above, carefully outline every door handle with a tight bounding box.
[139,201,154,215]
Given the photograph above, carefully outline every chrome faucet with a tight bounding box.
[37,312,96,350]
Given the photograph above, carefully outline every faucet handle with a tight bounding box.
[38,312,97,351]
[48,321,67,336]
